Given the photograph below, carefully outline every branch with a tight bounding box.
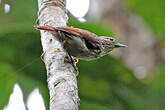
[37,0,80,109]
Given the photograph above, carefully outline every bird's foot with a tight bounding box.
[75,71,79,77]
[64,54,79,77]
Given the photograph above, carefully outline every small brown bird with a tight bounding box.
[34,25,127,61]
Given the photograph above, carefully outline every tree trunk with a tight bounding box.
[37,0,80,110]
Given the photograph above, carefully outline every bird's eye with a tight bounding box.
[109,38,114,41]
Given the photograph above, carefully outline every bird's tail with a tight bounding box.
[34,25,58,33]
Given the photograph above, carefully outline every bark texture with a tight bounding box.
[37,0,80,110]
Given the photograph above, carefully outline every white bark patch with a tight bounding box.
[37,0,80,110]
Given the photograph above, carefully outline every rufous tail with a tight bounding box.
[34,25,57,33]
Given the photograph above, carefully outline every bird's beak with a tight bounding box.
[114,43,128,48]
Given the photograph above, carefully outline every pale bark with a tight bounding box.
[37,0,80,110]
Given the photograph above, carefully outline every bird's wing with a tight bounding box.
[56,26,101,49]
[56,26,81,37]
[34,25,101,49]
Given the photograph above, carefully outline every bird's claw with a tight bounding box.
[64,54,79,77]
[76,71,79,77]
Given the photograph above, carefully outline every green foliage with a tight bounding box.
[0,63,17,109]
[0,29,143,110]
[0,32,49,110]
[151,65,165,90]
[79,76,111,101]
[80,100,111,110]
[0,0,165,109]
[68,16,115,37]
[125,0,165,46]
[0,0,37,33]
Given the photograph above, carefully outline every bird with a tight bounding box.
[34,25,127,61]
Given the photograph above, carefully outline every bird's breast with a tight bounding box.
[62,36,102,60]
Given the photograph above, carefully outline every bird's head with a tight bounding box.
[98,36,127,53]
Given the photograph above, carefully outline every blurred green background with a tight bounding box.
[1,0,165,110]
